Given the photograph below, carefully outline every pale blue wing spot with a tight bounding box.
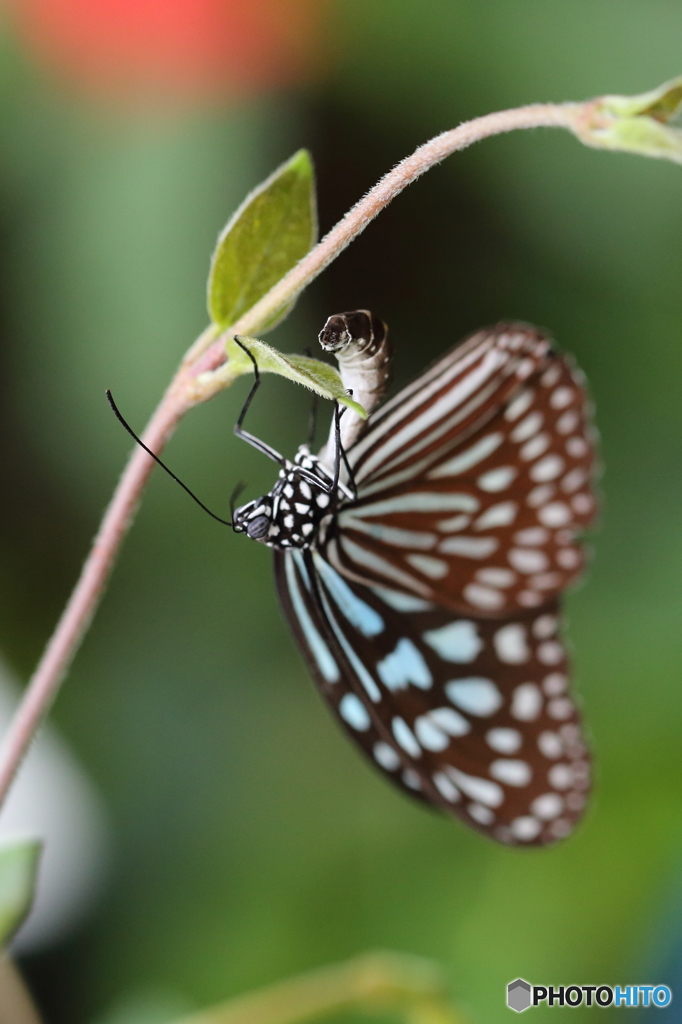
[445,677,503,716]
[377,638,433,692]
[372,587,435,613]
[339,693,371,731]
[314,579,382,702]
[422,621,483,663]
[285,554,339,683]
[313,555,384,636]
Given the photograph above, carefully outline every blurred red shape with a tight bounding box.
[8,0,328,102]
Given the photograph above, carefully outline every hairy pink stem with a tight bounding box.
[192,103,579,388]
[0,387,189,804]
[0,100,581,808]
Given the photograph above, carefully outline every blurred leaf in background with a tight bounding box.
[0,2,682,1024]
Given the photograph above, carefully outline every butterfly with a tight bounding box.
[108,314,597,846]
[231,315,597,846]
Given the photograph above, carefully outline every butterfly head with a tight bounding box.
[232,447,338,550]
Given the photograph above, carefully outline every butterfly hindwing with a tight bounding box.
[274,548,590,846]
[326,323,597,617]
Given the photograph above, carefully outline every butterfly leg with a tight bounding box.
[232,337,287,467]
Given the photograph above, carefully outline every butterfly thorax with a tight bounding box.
[232,446,351,549]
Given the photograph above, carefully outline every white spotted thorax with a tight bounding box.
[232,447,352,548]
[236,317,598,847]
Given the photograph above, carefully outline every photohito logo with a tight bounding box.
[506,980,672,1011]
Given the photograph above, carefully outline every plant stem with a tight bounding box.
[169,952,461,1024]
[0,99,581,808]
[190,102,579,396]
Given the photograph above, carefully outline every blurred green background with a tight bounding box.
[1,1,682,1021]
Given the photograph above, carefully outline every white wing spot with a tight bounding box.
[518,590,543,607]
[316,493,330,508]
[439,536,499,558]
[422,621,482,662]
[550,386,574,409]
[392,717,421,757]
[548,763,574,789]
[562,467,587,493]
[530,455,565,482]
[509,815,540,839]
[509,548,549,574]
[473,502,518,530]
[468,803,495,825]
[505,388,534,421]
[538,502,572,527]
[514,527,549,545]
[572,494,594,514]
[445,677,503,716]
[437,513,470,532]
[406,554,450,579]
[511,411,543,443]
[510,816,542,841]
[463,583,505,610]
[538,731,563,758]
[377,638,433,692]
[477,466,517,492]
[476,567,516,588]
[373,742,401,771]
[527,484,555,508]
[531,793,564,819]
[566,437,588,458]
[543,672,567,695]
[490,759,532,786]
[520,433,550,461]
[548,698,573,720]
[541,365,562,387]
[533,615,557,639]
[447,768,504,807]
[432,772,460,802]
[486,727,522,754]
[557,410,579,434]
[402,768,422,790]
[511,683,542,721]
[494,623,530,664]
[538,641,563,665]
[339,693,371,731]
[428,433,503,478]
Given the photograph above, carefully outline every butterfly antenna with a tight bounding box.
[106,390,233,527]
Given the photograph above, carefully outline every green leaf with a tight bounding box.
[0,837,41,946]
[226,336,367,419]
[573,74,682,164]
[208,150,317,332]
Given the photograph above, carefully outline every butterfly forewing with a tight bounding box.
[325,324,597,617]
[274,548,590,845]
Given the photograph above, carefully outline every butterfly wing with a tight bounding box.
[274,548,590,846]
[326,323,598,616]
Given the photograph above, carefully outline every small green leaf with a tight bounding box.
[208,150,317,332]
[573,74,682,163]
[226,336,367,418]
[0,837,41,946]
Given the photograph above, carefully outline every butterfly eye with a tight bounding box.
[246,515,271,540]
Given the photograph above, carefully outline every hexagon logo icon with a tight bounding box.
[507,979,532,1012]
